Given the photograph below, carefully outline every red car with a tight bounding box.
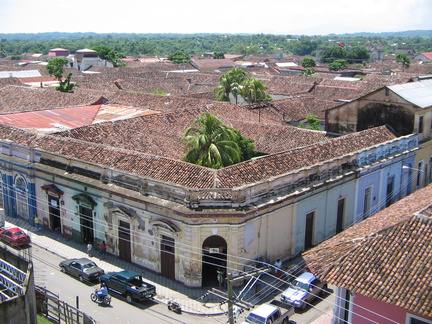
[0,227,31,247]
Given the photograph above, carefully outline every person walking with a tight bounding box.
[34,216,42,232]
[87,242,93,257]
[98,241,107,259]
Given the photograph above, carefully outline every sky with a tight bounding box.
[0,0,431,35]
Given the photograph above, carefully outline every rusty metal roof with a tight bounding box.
[0,104,159,133]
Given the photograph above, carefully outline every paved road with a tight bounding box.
[31,243,224,324]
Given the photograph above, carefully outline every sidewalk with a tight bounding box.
[4,215,226,316]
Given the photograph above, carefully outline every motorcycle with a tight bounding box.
[167,300,182,314]
[91,289,112,306]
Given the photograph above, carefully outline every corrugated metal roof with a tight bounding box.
[388,79,432,108]
[0,104,159,133]
[0,70,41,79]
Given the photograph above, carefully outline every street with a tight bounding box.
[31,244,223,324]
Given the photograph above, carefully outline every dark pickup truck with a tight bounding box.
[100,270,156,303]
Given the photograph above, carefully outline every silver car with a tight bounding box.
[59,258,105,283]
[280,272,327,310]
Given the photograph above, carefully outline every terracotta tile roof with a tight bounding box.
[302,184,432,317]
[52,106,284,159]
[0,122,395,190]
[270,96,338,121]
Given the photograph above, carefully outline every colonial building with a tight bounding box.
[0,112,417,287]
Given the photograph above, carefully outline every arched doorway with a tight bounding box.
[202,235,227,288]
[72,194,97,244]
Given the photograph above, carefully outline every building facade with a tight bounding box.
[0,122,418,287]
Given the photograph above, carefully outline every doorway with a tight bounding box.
[79,205,94,244]
[161,235,175,279]
[202,235,227,288]
[49,196,61,232]
[118,220,131,262]
[305,211,315,250]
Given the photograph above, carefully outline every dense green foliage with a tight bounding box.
[0,31,431,58]
[182,112,255,169]
[91,45,125,67]
[46,57,78,92]
[46,57,69,80]
[328,59,349,71]
[301,57,316,68]
[168,50,190,64]
[298,114,321,130]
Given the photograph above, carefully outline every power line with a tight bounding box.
[0,169,423,323]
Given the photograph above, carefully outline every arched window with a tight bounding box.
[15,175,29,220]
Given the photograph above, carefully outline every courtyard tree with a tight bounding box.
[328,59,349,71]
[213,67,248,104]
[182,112,241,169]
[46,57,78,93]
[396,53,411,71]
[240,77,269,105]
[301,57,316,68]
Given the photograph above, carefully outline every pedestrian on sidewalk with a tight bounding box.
[34,216,42,232]
[98,241,107,259]
[217,268,224,289]
[87,241,93,257]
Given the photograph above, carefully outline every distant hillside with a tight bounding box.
[329,30,432,38]
[1,30,431,40]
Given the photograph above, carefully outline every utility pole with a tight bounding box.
[207,267,270,324]
[227,272,234,324]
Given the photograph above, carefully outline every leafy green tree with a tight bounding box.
[298,114,321,130]
[47,57,69,80]
[213,67,248,104]
[56,72,78,93]
[182,113,241,169]
[213,51,225,59]
[47,57,78,93]
[234,129,255,161]
[91,45,125,67]
[300,67,316,77]
[396,53,411,71]
[346,47,370,64]
[328,59,349,71]
[301,57,316,68]
[168,50,190,64]
[321,47,347,63]
[240,77,268,105]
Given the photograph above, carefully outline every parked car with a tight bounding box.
[59,258,105,282]
[0,227,31,247]
[280,272,327,310]
[242,300,294,324]
[100,270,156,303]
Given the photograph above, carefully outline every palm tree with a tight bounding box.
[240,77,268,105]
[396,53,411,71]
[182,113,241,169]
[213,67,247,104]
